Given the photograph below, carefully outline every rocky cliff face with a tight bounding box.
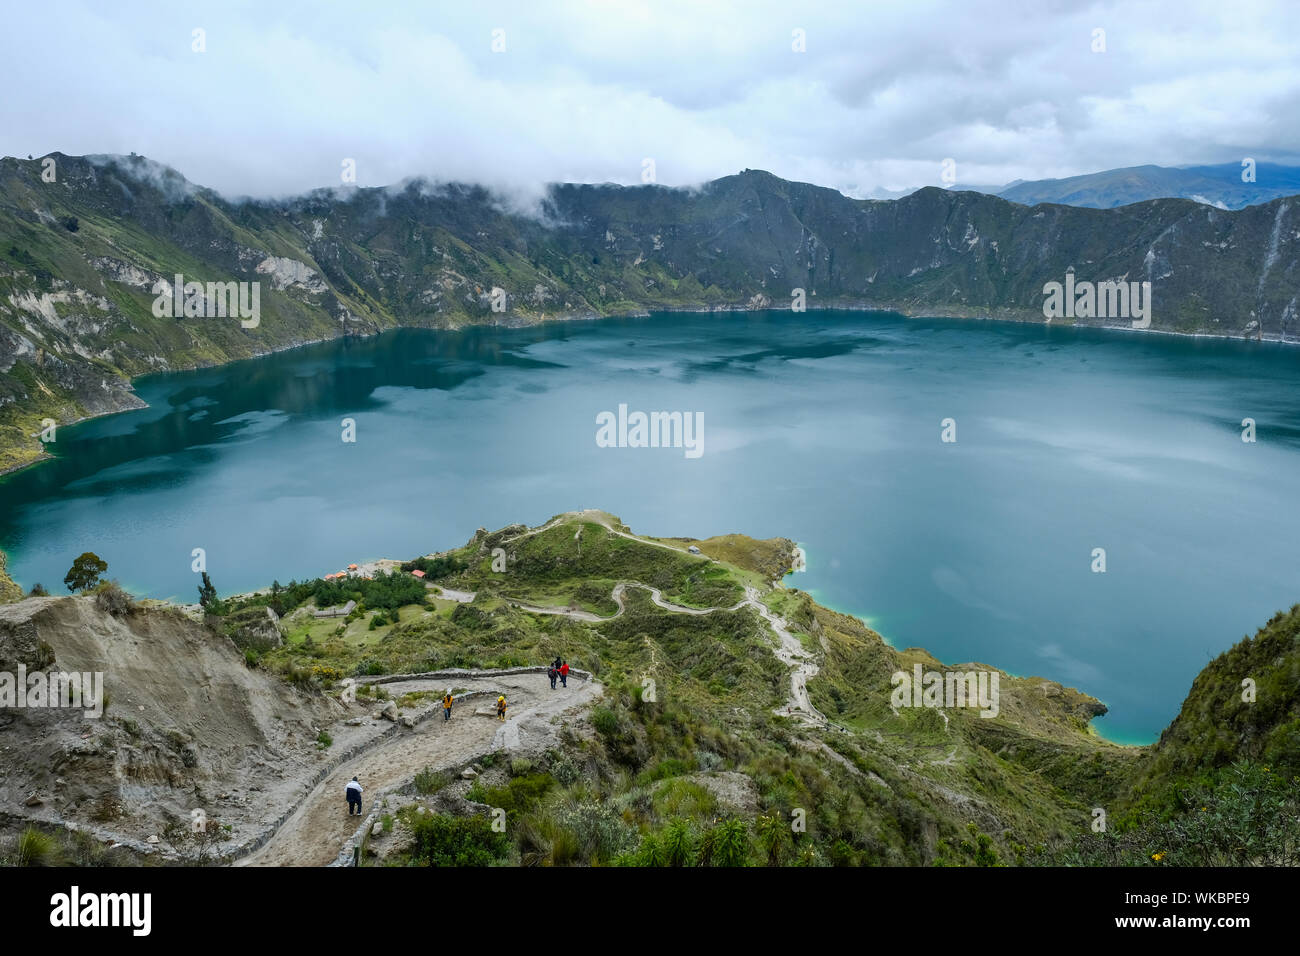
[2,153,1297,471]
[0,595,340,852]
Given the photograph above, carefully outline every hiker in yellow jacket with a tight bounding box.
[443,689,453,722]
[496,695,507,721]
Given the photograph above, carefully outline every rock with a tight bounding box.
[345,718,364,726]
[460,767,479,780]
[146,835,160,845]
[23,794,42,807]
[380,701,399,721]
[371,821,384,837]
[400,715,416,728]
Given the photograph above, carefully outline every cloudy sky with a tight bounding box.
[2,0,1297,199]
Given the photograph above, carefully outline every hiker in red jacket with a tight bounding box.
[559,660,570,687]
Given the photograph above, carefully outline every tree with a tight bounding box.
[64,553,107,592]
[197,572,218,610]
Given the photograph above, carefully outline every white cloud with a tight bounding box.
[2,0,1297,197]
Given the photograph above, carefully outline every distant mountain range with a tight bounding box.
[994,162,1300,210]
[868,162,1300,210]
[2,153,1299,473]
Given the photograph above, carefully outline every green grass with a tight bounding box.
[125,511,1300,866]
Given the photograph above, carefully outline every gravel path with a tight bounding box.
[234,673,599,866]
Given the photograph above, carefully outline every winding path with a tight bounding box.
[479,569,826,727]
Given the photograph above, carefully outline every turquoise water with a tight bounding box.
[4,310,1300,744]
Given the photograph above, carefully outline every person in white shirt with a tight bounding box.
[345,776,364,816]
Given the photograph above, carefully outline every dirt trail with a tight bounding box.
[448,517,827,726]
[746,586,827,726]
[503,510,695,557]
[234,673,599,867]
[511,579,823,725]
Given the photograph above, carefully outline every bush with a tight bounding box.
[661,819,696,867]
[549,801,637,864]
[704,818,752,867]
[407,813,510,867]
[467,773,554,817]
[400,555,467,579]
[15,828,58,866]
[1039,762,1300,867]
[93,580,134,617]
[549,752,581,786]
[591,707,620,737]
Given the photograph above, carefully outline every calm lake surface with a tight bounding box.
[4,310,1300,743]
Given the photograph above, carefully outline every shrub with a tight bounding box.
[93,580,134,617]
[704,818,752,867]
[591,707,620,737]
[15,828,58,866]
[550,801,637,864]
[661,819,696,867]
[467,773,554,817]
[549,753,581,786]
[754,814,792,867]
[407,813,510,867]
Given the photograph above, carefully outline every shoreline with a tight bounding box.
[0,300,1290,480]
[785,544,1156,749]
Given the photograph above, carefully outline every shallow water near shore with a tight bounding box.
[4,309,1300,744]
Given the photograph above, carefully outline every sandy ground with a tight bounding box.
[234,672,599,866]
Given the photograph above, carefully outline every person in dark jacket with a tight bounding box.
[345,776,363,815]
[547,665,557,689]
